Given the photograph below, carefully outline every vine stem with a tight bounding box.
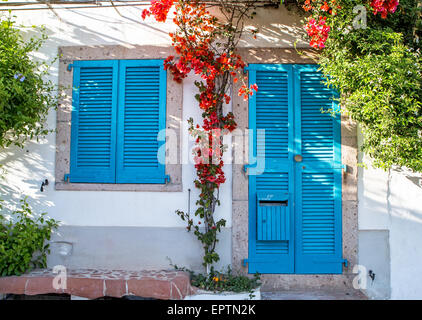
[206,263,211,274]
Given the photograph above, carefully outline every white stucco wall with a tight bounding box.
[358,130,422,300]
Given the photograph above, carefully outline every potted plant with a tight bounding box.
[182,267,261,300]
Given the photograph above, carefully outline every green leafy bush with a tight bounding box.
[0,198,59,276]
[320,0,422,171]
[295,0,422,171]
[0,16,57,148]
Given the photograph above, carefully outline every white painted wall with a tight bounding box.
[358,130,422,299]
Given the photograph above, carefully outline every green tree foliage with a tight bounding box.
[0,17,57,149]
[299,0,422,171]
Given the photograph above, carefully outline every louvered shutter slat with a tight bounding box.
[256,71,289,159]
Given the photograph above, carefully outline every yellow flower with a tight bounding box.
[212,276,219,282]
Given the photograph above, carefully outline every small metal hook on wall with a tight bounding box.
[369,270,376,283]
[188,188,191,215]
[40,179,49,192]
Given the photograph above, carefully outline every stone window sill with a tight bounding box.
[55,182,182,192]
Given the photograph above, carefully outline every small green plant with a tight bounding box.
[172,263,261,295]
[0,198,59,276]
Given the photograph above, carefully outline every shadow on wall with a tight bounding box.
[0,138,56,215]
[241,5,308,48]
[12,0,310,73]
[204,4,308,48]
[358,164,422,223]
[393,168,422,190]
[18,5,171,49]
[41,4,309,49]
[406,175,422,188]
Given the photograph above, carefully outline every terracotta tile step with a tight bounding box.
[0,269,195,300]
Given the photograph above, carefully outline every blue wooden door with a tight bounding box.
[248,64,343,274]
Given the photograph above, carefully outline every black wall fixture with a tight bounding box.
[40,179,49,192]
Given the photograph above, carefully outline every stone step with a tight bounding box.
[0,268,195,300]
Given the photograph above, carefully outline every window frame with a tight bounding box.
[55,46,182,192]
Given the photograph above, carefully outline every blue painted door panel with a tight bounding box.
[116,60,167,183]
[293,65,342,274]
[248,64,342,274]
[248,64,295,274]
[70,60,119,183]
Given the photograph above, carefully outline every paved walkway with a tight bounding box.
[262,289,368,300]
[0,268,194,300]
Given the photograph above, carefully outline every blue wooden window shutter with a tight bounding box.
[69,60,119,183]
[69,59,166,184]
[115,60,167,184]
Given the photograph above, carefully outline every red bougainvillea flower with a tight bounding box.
[142,0,174,22]
[304,16,331,49]
[238,84,258,101]
[320,1,330,12]
[370,0,399,19]
[303,0,314,11]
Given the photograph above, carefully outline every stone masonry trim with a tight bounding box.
[231,48,359,291]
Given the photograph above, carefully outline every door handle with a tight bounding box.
[294,154,303,162]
